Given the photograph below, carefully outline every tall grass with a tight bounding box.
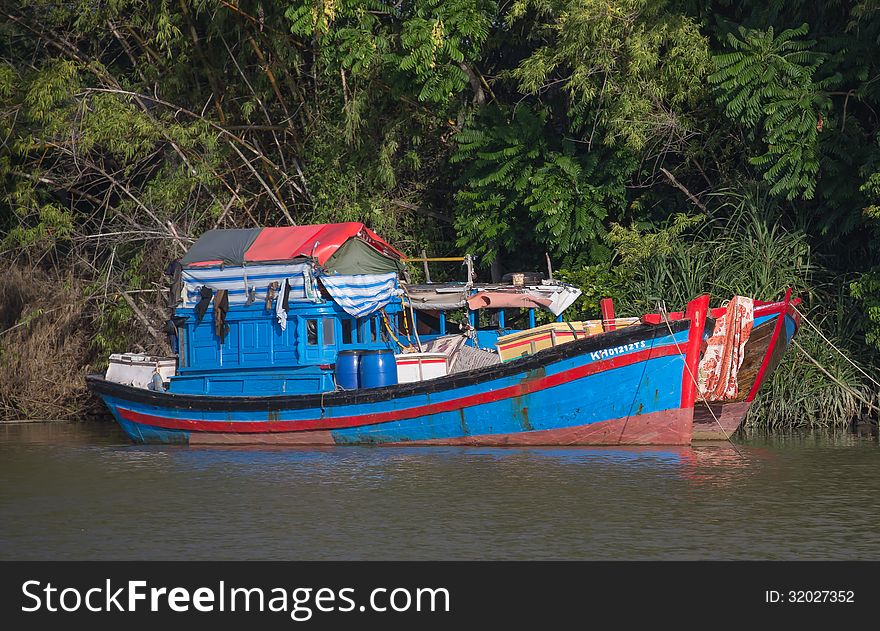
[621,189,813,312]
[746,292,878,430]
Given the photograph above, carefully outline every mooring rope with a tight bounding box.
[791,339,880,414]
[616,326,655,445]
[791,305,880,391]
[659,302,744,458]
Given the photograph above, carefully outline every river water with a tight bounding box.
[1,422,878,560]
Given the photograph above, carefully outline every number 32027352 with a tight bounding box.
[765,590,854,603]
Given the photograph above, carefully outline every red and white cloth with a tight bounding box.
[698,296,754,401]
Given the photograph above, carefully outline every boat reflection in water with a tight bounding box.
[161,441,764,490]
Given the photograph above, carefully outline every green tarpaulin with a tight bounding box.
[323,238,406,275]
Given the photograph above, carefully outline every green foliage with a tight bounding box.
[709,23,835,200]
[287,0,388,75]
[607,212,705,263]
[863,176,880,219]
[22,59,82,124]
[861,135,880,219]
[850,270,880,350]
[452,106,628,263]
[510,0,711,151]
[91,296,137,358]
[286,0,495,102]
[559,188,813,314]
[2,180,75,254]
[554,264,634,320]
[396,0,494,102]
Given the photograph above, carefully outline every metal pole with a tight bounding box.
[421,248,431,284]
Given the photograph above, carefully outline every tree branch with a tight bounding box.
[660,167,708,213]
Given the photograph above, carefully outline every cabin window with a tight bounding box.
[322,318,335,346]
[341,319,354,345]
[358,317,375,343]
[306,319,318,346]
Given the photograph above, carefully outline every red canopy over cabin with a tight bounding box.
[181,222,405,274]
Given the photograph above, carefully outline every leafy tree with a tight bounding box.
[451,105,632,265]
[510,0,711,153]
[709,23,836,200]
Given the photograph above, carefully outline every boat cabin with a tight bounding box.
[144,222,587,397]
[166,223,405,396]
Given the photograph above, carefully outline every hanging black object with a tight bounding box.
[194,286,213,323]
[265,281,279,311]
[214,289,230,343]
[163,316,188,354]
[282,278,291,310]
[165,259,183,308]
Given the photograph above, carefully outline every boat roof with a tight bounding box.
[181,222,405,268]
[403,281,582,316]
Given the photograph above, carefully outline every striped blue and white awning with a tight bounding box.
[181,263,314,305]
[318,273,402,318]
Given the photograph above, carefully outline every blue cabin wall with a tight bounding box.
[170,299,401,396]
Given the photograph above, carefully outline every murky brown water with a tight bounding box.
[1,422,878,560]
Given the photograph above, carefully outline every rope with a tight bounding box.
[399,296,412,337]
[659,302,744,458]
[615,327,655,444]
[791,305,880,391]
[381,310,407,352]
[791,339,880,414]
[400,285,424,352]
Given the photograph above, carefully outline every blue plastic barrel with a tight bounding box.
[335,350,361,390]
[359,350,399,389]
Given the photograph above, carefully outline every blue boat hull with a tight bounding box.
[87,319,702,446]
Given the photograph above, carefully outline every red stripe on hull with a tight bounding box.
[747,289,792,402]
[373,407,693,446]
[115,344,682,435]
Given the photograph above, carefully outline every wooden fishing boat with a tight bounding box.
[87,223,711,446]
[86,314,706,446]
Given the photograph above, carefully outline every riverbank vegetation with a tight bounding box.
[1,1,879,428]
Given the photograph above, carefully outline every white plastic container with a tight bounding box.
[395,352,448,383]
[105,353,177,389]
